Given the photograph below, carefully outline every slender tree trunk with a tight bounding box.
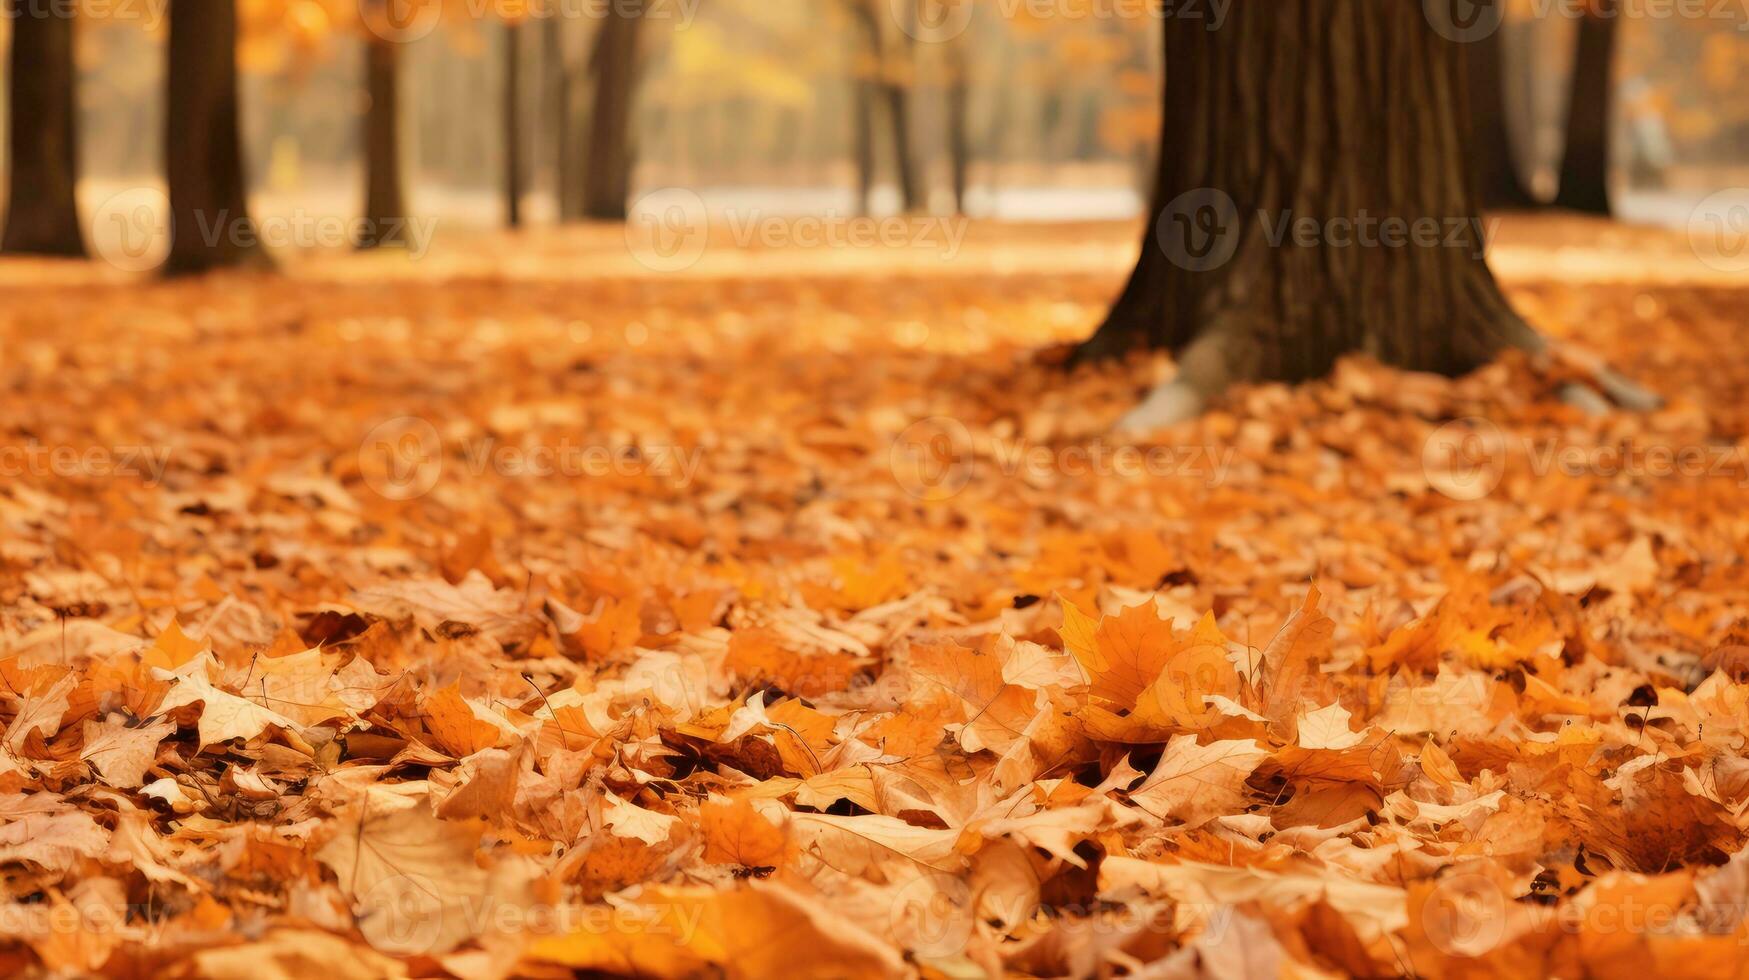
[164,0,267,275]
[1466,24,1540,210]
[1079,0,1533,389]
[359,38,409,248]
[4,3,85,256]
[883,31,922,213]
[852,81,877,215]
[504,21,523,228]
[945,39,971,214]
[1554,9,1616,215]
[552,17,586,221]
[582,1,645,221]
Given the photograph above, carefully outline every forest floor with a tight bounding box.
[2,214,1749,978]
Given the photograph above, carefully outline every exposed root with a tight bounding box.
[1113,328,1251,434]
[1114,380,1205,434]
[1514,331,1666,413]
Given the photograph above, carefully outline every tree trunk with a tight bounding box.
[1080,0,1533,392]
[852,80,876,215]
[359,37,409,248]
[504,21,523,228]
[1466,25,1539,210]
[945,39,971,214]
[551,18,587,221]
[1554,9,1616,215]
[3,2,85,256]
[881,34,922,214]
[164,0,268,275]
[582,2,644,221]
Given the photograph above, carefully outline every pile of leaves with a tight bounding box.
[2,220,1749,978]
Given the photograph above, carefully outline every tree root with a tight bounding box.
[1516,332,1665,416]
[1109,324,1664,433]
[1113,329,1249,434]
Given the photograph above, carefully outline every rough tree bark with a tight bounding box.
[1554,8,1617,215]
[504,21,523,228]
[359,37,410,248]
[581,1,645,221]
[1082,0,1652,430]
[1466,24,1540,210]
[164,0,268,275]
[3,2,85,256]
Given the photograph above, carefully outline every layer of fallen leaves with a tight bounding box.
[3,218,1749,978]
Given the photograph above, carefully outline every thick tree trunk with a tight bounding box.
[504,21,523,228]
[1466,25,1539,210]
[164,0,268,275]
[1081,0,1533,394]
[359,38,409,249]
[3,3,85,256]
[582,2,644,221]
[1554,9,1616,215]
